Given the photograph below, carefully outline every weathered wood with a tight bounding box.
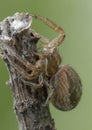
[0,12,82,130]
[0,13,56,130]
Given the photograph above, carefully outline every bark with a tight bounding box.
[0,13,56,130]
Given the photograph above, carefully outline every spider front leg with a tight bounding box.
[31,14,65,48]
[21,73,44,89]
[4,50,41,80]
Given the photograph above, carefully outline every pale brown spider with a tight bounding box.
[0,13,82,110]
[7,14,65,81]
[0,13,65,83]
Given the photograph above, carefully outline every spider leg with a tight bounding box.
[4,44,37,70]
[31,28,49,45]
[21,73,44,89]
[5,51,41,80]
[31,14,65,48]
[44,90,54,106]
[39,34,49,44]
[21,79,43,89]
[1,48,40,80]
[44,84,55,106]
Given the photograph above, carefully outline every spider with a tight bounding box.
[0,13,65,82]
[0,13,82,110]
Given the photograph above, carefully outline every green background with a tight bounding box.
[0,0,91,130]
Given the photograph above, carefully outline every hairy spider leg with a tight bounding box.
[4,44,38,70]
[2,44,41,80]
[5,53,40,80]
[21,73,44,89]
[31,14,65,48]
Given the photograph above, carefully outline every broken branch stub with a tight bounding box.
[0,13,56,130]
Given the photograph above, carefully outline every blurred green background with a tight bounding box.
[0,0,91,130]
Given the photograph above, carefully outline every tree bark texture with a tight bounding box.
[0,13,56,130]
[0,12,82,130]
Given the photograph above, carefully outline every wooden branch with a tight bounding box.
[0,12,82,130]
[0,13,56,130]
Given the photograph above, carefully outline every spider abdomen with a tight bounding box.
[50,64,82,111]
